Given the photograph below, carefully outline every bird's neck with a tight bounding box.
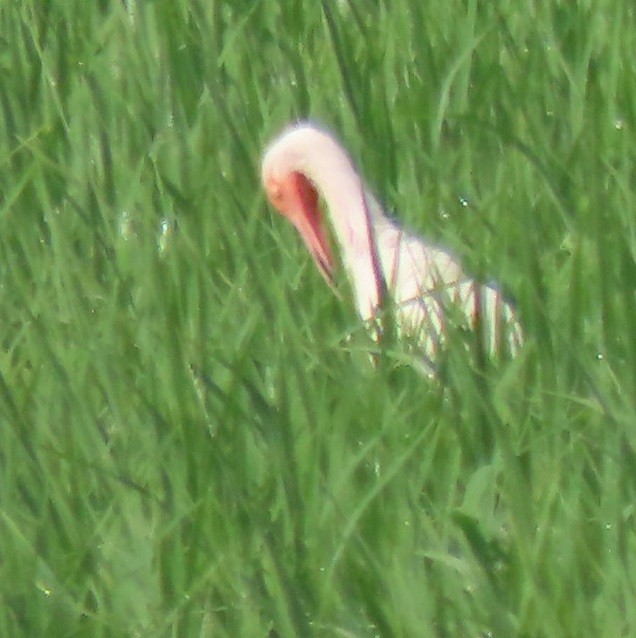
[318,172,388,321]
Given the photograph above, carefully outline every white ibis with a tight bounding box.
[261,121,521,366]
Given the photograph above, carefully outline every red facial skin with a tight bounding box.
[264,171,334,286]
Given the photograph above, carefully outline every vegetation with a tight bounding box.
[1,1,635,636]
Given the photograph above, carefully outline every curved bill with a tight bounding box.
[278,172,335,288]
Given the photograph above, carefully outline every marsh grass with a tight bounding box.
[0,1,635,636]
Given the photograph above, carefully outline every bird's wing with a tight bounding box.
[376,223,522,357]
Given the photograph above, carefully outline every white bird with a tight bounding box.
[261,121,521,366]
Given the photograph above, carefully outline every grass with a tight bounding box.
[0,0,635,636]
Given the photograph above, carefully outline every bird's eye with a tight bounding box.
[266,178,284,204]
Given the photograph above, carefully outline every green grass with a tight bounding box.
[1,0,636,636]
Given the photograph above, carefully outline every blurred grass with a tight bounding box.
[0,0,635,636]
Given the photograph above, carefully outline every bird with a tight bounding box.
[260,120,522,368]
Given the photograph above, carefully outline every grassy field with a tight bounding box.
[1,1,635,636]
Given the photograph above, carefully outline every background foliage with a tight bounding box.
[1,1,635,636]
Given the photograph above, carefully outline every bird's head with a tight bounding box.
[261,126,335,286]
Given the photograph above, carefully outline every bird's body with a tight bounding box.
[261,121,521,362]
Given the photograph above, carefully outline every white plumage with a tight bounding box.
[261,121,521,362]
